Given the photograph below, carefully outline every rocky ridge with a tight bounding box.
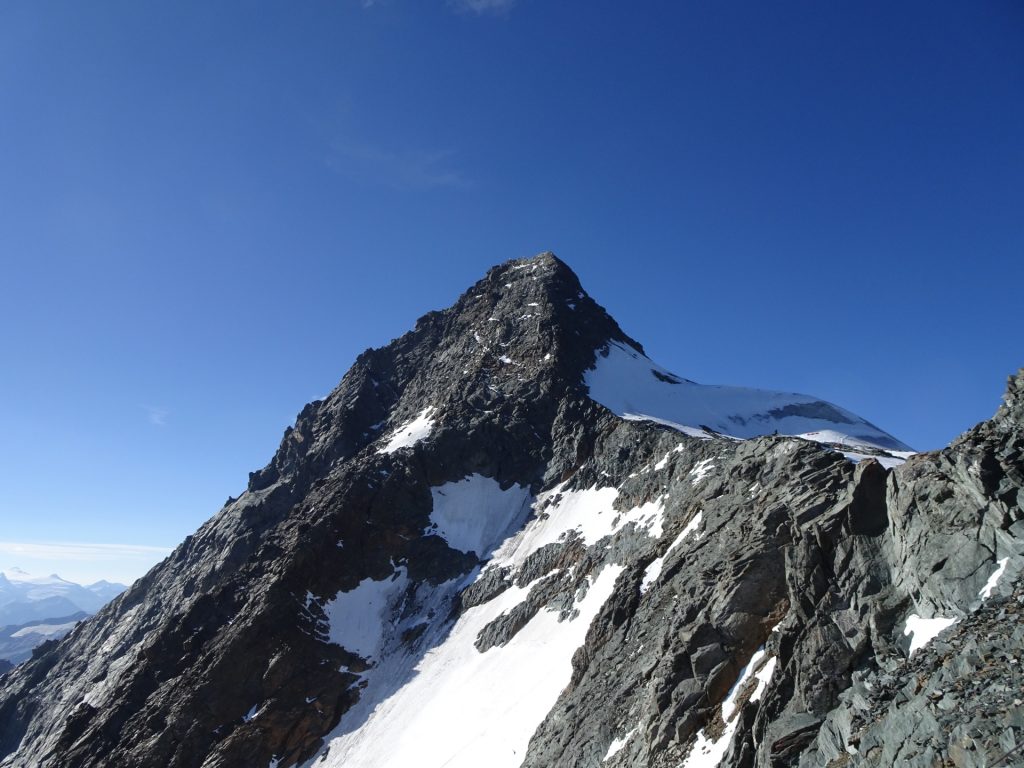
[0,253,1019,768]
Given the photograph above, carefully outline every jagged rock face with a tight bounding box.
[0,253,1020,768]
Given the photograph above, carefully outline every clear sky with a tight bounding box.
[1,0,1022,584]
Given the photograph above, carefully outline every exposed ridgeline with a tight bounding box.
[0,253,1019,768]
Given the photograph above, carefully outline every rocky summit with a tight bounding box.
[0,253,1020,768]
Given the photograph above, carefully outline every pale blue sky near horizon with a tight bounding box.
[1,0,1022,584]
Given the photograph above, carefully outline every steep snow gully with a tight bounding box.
[0,253,1021,768]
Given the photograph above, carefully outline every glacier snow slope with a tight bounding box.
[585,341,910,453]
[305,475,669,768]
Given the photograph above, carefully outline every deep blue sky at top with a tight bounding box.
[1,0,1022,582]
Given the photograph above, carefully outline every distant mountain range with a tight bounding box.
[0,568,125,627]
[0,612,90,666]
[0,569,125,666]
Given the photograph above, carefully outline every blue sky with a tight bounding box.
[1,0,1022,584]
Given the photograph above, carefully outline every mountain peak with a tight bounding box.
[459,251,626,343]
[245,253,633,493]
[485,250,576,282]
[2,255,1017,768]
[247,254,905,497]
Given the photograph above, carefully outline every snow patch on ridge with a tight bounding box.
[585,341,907,451]
[979,557,1010,599]
[840,451,907,469]
[640,512,703,594]
[689,459,715,484]
[640,559,664,594]
[487,484,664,570]
[904,614,958,655]
[603,727,637,762]
[681,648,777,768]
[654,444,685,471]
[378,407,436,454]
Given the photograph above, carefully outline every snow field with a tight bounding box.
[311,473,689,767]
[10,620,79,639]
[427,475,532,558]
[323,569,411,662]
[586,341,907,451]
[312,565,624,768]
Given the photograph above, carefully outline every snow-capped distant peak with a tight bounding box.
[1,567,34,582]
[585,340,909,453]
[0,569,128,627]
[1,569,72,586]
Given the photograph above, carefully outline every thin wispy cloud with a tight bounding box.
[328,139,471,190]
[0,541,173,562]
[143,405,169,426]
[449,0,517,15]
[358,0,515,14]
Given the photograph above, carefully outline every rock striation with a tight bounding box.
[0,253,1020,768]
